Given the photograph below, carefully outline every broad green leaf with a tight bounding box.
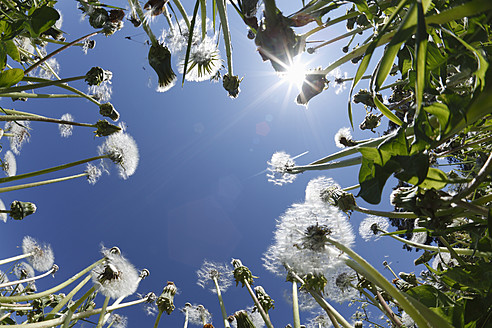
[373,94,403,126]
[348,0,373,20]
[442,263,492,293]
[404,292,456,328]
[406,285,454,308]
[358,157,396,204]
[423,102,450,133]
[4,40,20,62]
[378,128,408,156]
[407,167,446,189]
[394,153,429,184]
[358,147,384,166]
[28,6,60,38]
[0,68,24,88]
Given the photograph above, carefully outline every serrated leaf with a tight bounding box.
[0,68,24,88]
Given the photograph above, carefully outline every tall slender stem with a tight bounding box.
[95,296,110,328]
[212,277,231,328]
[0,172,88,193]
[0,265,57,289]
[292,281,301,328]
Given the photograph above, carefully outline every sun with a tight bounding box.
[279,59,307,89]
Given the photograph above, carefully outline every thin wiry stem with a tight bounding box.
[292,281,301,328]
[212,276,231,328]
[0,265,58,289]
[0,172,88,193]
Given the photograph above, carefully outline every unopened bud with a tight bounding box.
[94,120,121,137]
[10,201,36,220]
[86,67,113,86]
[148,43,176,92]
[99,103,120,121]
[223,74,242,98]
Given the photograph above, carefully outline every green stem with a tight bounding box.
[244,281,274,328]
[128,0,158,46]
[292,156,362,173]
[62,286,98,328]
[0,107,44,117]
[212,277,231,328]
[0,252,33,266]
[328,238,431,328]
[0,172,88,193]
[153,311,164,328]
[312,27,370,51]
[0,115,95,128]
[0,76,85,94]
[292,281,301,328]
[0,155,107,185]
[0,265,57,289]
[200,0,207,40]
[25,31,100,75]
[96,296,110,328]
[23,76,101,106]
[45,275,92,320]
[0,92,83,99]
[355,206,418,219]
[172,0,190,28]
[0,258,104,303]
[216,0,233,74]
[438,236,468,266]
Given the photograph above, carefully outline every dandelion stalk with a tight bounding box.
[215,0,233,74]
[211,276,231,328]
[243,280,274,328]
[7,294,152,328]
[45,275,92,320]
[0,76,86,94]
[172,0,190,28]
[96,296,111,328]
[0,92,84,99]
[326,238,433,328]
[24,31,100,75]
[0,172,89,193]
[0,115,114,130]
[292,281,301,328]
[380,229,492,258]
[0,265,58,289]
[310,27,370,52]
[0,258,104,303]
[290,156,361,173]
[61,285,98,328]
[128,0,158,46]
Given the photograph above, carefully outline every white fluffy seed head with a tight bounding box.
[98,131,139,180]
[334,127,354,148]
[266,151,296,186]
[91,247,140,299]
[161,18,206,54]
[3,150,16,177]
[34,58,60,79]
[59,113,74,138]
[305,176,340,204]
[306,312,333,328]
[5,121,31,155]
[0,199,6,223]
[196,260,233,293]
[186,304,212,325]
[22,236,55,272]
[324,266,359,303]
[13,262,35,279]
[410,219,428,245]
[263,202,354,276]
[358,215,389,242]
[108,314,128,328]
[86,163,102,185]
[178,36,222,82]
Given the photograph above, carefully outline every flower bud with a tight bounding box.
[254,286,274,313]
[223,74,242,98]
[156,281,177,315]
[89,8,109,29]
[234,310,255,328]
[301,272,327,293]
[359,112,382,131]
[148,43,176,92]
[99,103,120,121]
[232,259,257,287]
[10,200,37,220]
[94,120,121,137]
[86,67,113,86]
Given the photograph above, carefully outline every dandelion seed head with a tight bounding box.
[410,219,427,245]
[5,121,30,155]
[334,127,355,148]
[91,246,139,299]
[108,314,128,328]
[197,260,233,293]
[325,266,358,303]
[0,199,6,223]
[401,311,416,328]
[98,131,139,179]
[3,150,17,177]
[431,252,459,270]
[34,58,60,79]
[22,236,55,272]
[263,202,354,276]
[329,68,348,95]
[86,163,102,185]
[13,262,35,279]
[88,82,112,102]
[160,18,207,54]
[186,304,212,325]
[178,36,222,82]
[306,313,333,328]
[359,215,389,241]
[305,176,340,204]
[58,113,74,138]
[266,151,296,186]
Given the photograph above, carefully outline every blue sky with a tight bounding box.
[1,1,424,327]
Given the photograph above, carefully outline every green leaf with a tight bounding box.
[0,68,24,88]
[407,167,447,189]
[28,6,60,38]
[442,263,492,293]
[404,291,456,328]
[357,157,395,204]
[406,285,454,308]
[373,94,403,126]
[182,0,201,86]
[394,153,430,185]
[423,102,450,133]
[4,40,20,63]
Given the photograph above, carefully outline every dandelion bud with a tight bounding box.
[156,281,177,315]
[342,45,349,53]
[99,103,120,122]
[148,43,176,92]
[144,0,168,16]
[223,74,242,98]
[390,186,417,212]
[109,9,125,23]
[301,273,327,293]
[84,39,96,51]
[296,68,328,106]
[234,310,255,328]
[94,120,121,137]
[322,186,356,212]
[86,67,113,86]
[10,200,37,220]
[89,8,109,29]
[399,272,418,286]
[254,286,274,313]
[139,268,150,279]
[359,112,381,131]
[103,20,124,36]
[354,321,363,328]
[247,29,255,40]
[306,47,315,54]
[232,259,256,287]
